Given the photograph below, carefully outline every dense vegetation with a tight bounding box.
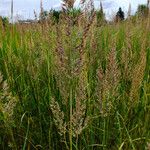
[0,1,150,150]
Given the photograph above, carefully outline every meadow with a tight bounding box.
[0,7,150,150]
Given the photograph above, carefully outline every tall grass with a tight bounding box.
[0,5,150,150]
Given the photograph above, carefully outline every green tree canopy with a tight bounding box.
[0,16,9,26]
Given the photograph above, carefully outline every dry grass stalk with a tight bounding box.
[50,98,67,136]
[130,42,147,101]
[104,47,120,96]
[62,0,75,10]
[128,3,131,18]
[97,47,120,115]
[34,10,38,21]
[97,68,110,116]
[11,0,14,23]
[0,71,17,123]
[51,45,89,137]
[76,11,96,69]
[72,98,89,137]
[51,6,91,138]
[121,42,134,95]
[54,23,73,105]
[50,95,89,138]
[97,67,105,113]
[55,25,66,69]
[71,64,89,137]
[74,13,96,77]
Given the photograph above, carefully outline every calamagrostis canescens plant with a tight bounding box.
[0,71,17,123]
[49,1,97,149]
[130,42,147,102]
[97,47,120,115]
[0,71,18,149]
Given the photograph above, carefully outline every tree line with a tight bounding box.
[39,3,150,23]
[0,3,150,25]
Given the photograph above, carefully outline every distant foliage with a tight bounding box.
[67,8,81,25]
[136,4,149,18]
[39,10,49,21]
[0,16,9,27]
[51,10,61,23]
[40,8,81,24]
[116,7,125,22]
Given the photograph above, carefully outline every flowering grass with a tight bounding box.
[0,13,150,150]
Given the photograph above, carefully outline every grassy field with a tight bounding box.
[0,11,150,150]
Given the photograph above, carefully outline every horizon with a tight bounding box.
[0,0,148,20]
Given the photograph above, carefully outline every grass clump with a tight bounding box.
[0,2,150,150]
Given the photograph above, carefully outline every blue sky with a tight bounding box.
[0,0,148,20]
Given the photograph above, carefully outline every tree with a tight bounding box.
[136,4,149,17]
[116,7,125,22]
[51,10,61,23]
[0,16,9,27]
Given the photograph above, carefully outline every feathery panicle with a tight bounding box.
[72,97,89,137]
[50,98,67,136]
[71,59,89,137]
[55,25,66,69]
[97,47,120,115]
[40,0,44,14]
[0,72,17,123]
[50,96,89,138]
[62,0,75,10]
[77,11,96,59]
[104,47,120,96]
[130,42,147,101]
